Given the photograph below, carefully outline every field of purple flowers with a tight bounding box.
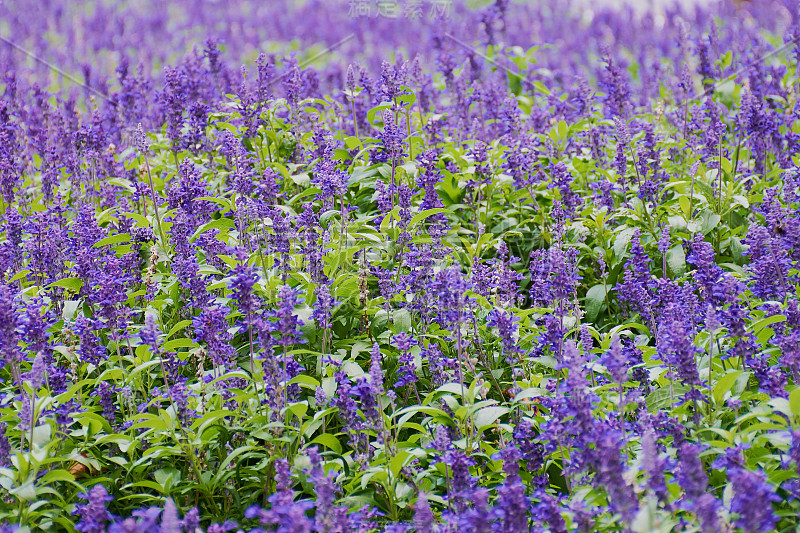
[1,0,800,531]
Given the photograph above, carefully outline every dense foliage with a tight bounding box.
[2,0,800,531]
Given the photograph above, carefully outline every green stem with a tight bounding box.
[141,151,167,247]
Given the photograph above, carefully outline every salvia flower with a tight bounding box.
[486,308,521,365]
[73,485,113,533]
[394,332,418,388]
[728,467,780,532]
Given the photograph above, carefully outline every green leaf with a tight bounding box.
[394,405,447,420]
[701,211,721,235]
[10,481,37,501]
[125,480,164,493]
[434,383,467,397]
[678,196,691,217]
[130,413,169,433]
[474,406,509,430]
[40,469,82,485]
[166,320,193,339]
[190,218,235,242]
[532,81,551,96]
[310,433,342,454]
[348,165,380,186]
[646,385,689,412]
[557,120,568,142]
[666,244,686,277]
[379,207,401,234]
[749,314,786,335]
[287,402,308,420]
[288,374,321,389]
[8,269,31,284]
[713,371,742,404]
[129,360,162,381]
[197,196,232,211]
[212,446,257,487]
[120,211,151,228]
[392,308,412,332]
[409,208,452,228]
[162,338,197,351]
[614,227,637,259]
[96,434,136,453]
[720,50,733,69]
[367,102,394,125]
[731,194,749,209]
[93,233,131,248]
[389,449,413,477]
[107,177,137,192]
[290,173,310,186]
[512,387,548,403]
[193,409,240,433]
[154,468,181,493]
[344,136,363,150]
[396,90,417,106]
[790,388,800,417]
[47,277,84,292]
[75,412,110,434]
[584,284,608,322]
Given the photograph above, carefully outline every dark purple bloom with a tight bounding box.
[160,499,181,533]
[676,442,721,531]
[97,381,117,423]
[729,468,780,532]
[193,306,236,368]
[602,335,627,385]
[0,423,10,467]
[658,305,704,404]
[73,485,113,533]
[493,446,529,533]
[307,447,349,532]
[375,110,405,164]
[530,489,566,533]
[74,315,107,367]
[586,426,637,524]
[0,284,21,367]
[640,430,670,507]
[170,380,197,427]
[394,332,418,388]
[245,457,314,533]
[486,308,521,365]
[599,47,632,117]
[312,283,338,331]
[616,230,654,323]
[271,284,305,348]
[456,487,491,533]
[161,67,186,151]
[228,247,261,333]
[744,224,796,300]
[414,493,435,533]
